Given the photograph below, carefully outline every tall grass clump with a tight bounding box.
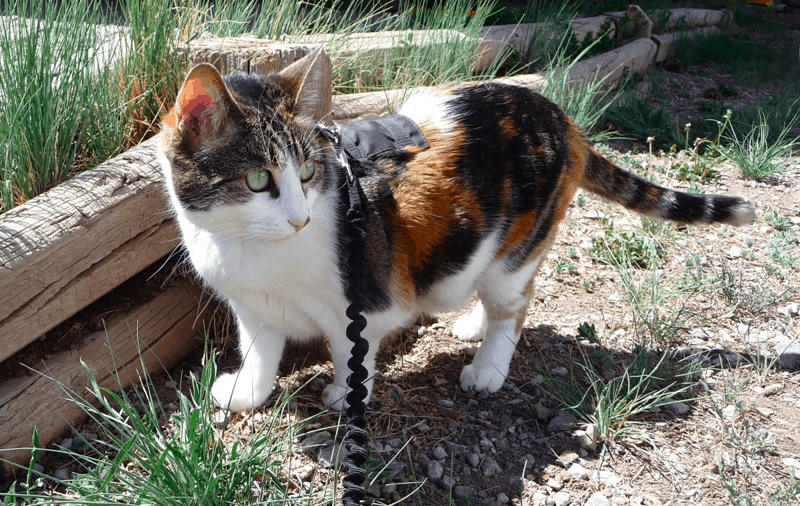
[334,0,503,95]
[0,350,336,505]
[0,0,109,212]
[717,108,800,181]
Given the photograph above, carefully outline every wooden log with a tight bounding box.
[651,27,719,64]
[184,39,313,75]
[479,16,616,57]
[331,37,656,123]
[0,138,178,365]
[0,283,214,475]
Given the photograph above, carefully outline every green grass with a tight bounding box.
[0,349,347,505]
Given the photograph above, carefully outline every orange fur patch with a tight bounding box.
[387,126,484,300]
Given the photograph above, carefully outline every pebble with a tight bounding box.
[666,401,690,415]
[453,485,474,499]
[557,450,580,467]
[59,437,73,450]
[53,468,70,481]
[481,456,503,477]
[438,399,455,408]
[427,460,444,483]
[553,490,571,506]
[519,453,537,469]
[763,383,783,396]
[533,401,556,420]
[439,475,455,489]
[779,302,799,317]
[587,492,612,506]
[497,492,510,503]
[551,366,568,376]
[568,462,589,480]
[547,478,563,490]
[466,452,481,468]
[548,411,580,432]
[721,404,737,422]
[319,443,344,468]
[299,431,332,453]
[578,423,599,451]
[432,445,447,460]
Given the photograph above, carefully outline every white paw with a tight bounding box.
[459,363,506,394]
[211,372,271,412]
[321,384,349,412]
[453,303,487,342]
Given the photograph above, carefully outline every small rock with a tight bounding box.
[547,478,563,490]
[432,445,447,460]
[497,492,510,504]
[553,490,571,506]
[427,460,444,483]
[382,484,397,496]
[385,437,404,448]
[438,399,455,408]
[586,492,612,506]
[533,401,556,420]
[532,491,549,506]
[763,383,783,396]
[466,452,480,468]
[439,475,455,489]
[666,401,690,415]
[453,485,474,499]
[33,463,44,474]
[568,462,589,480]
[58,437,73,450]
[599,470,622,488]
[319,443,345,468]
[783,457,800,474]
[578,423,599,451]
[721,404,737,422]
[548,411,580,432]
[557,450,579,467]
[299,431,332,453]
[519,453,536,469]
[756,406,774,417]
[417,326,427,336]
[779,303,799,317]
[551,366,568,376]
[726,246,742,258]
[53,468,70,481]
[481,456,502,477]
[367,484,381,497]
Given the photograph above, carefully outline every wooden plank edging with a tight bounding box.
[0,283,214,475]
[0,138,178,364]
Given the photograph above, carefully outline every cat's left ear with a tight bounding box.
[277,47,332,123]
[163,63,240,145]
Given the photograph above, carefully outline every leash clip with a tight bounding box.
[317,123,354,184]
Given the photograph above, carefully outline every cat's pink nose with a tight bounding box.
[288,217,310,232]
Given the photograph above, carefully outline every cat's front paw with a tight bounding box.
[211,372,272,412]
[459,363,506,394]
[321,384,349,412]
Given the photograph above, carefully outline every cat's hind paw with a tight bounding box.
[452,302,488,342]
[459,363,505,394]
[211,372,270,412]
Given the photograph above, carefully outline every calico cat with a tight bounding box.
[158,50,755,412]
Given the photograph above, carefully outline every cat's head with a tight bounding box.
[158,48,333,241]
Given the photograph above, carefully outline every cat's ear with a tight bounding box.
[163,63,239,145]
[277,47,332,123]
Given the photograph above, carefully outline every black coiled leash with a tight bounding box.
[317,123,370,505]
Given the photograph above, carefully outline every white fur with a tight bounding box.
[397,90,458,135]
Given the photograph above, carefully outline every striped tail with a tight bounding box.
[580,149,756,227]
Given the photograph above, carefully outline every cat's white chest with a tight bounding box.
[178,202,345,338]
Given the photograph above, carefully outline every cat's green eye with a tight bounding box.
[246,170,271,192]
[300,160,315,183]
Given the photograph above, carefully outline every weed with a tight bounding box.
[716,109,800,181]
[0,348,345,505]
[554,259,577,274]
[590,223,666,270]
[543,346,697,442]
[765,212,792,231]
[603,93,677,148]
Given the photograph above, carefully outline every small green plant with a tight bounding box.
[554,259,577,274]
[765,212,792,231]
[603,94,678,148]
[0,349,342,505]
[590,223,665,270]
[716,109,800,181]
[542,346,697,442]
